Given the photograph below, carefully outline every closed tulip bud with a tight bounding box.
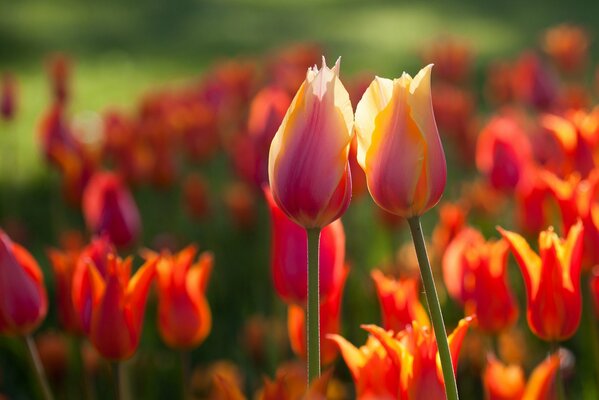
[264,186,345,305]
[355,64,446,217]
[86,255,156,360]
[499,221,584,341]
[482,355,525,400]
[152,246,213,349]
[443,228,519,333]
[371,270,429,332]
[0,231,48,335]
[268,57,354,229]
[82,172,141,247]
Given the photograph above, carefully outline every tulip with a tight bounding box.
[86,254,156,360]
[591,267,599,318]
[152,246,213,349]
[258,362,331,400]
[515,167,550,233]
[421,38,472,84]
[371,270,429,332]
[0,230,48,335]
[431,202,467,257]
[82,172,141,247]
[264,187,345,305]
[46,54,71,105]
[354,64,446,217]
[499,221,584,341]
[542,24,589,74]
[1,73,17,122]
[47,247,83,333]
[443,228,519,333]
[287,264,348,366]
[72,236,116,333]
[268,57,353,229]
[512,52,557,110]
[476,115,532,192]
[522,354,561,400]
[482,355,525,400]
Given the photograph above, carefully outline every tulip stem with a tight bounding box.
[408,216,459,400]
[111,362,123,400]
[306,228,321,385]
[551,343,565,400]
[180,351,191,399]
[23,334,54,400]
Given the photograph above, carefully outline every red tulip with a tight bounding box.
[86,255,156,360]
[82,172,141,247]
[514,167,550,233]
[443,228,519,333]
[153,246,213,349]
[512,52,557,110]
[0,230,48,335]
[1,73,17,121]
[482,355,525,400]
[264,186,345,305]
[46,54,71,105]
[542,24,589,74]
[421,37,473,84]
[47,246,83,333]
[499,221,584,341]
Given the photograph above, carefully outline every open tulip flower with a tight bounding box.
[268,57,353,229]
[264,186,346,305]
[152,245,213,349]
[499,221,584,341]
[354,64,446,218]
[443,228,519,333]
[0,230,48,335]
[84,254,156,360]
[371,270,430,332]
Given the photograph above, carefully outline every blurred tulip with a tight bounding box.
[213,373,246,400]
[46,54,71,105]
[287,264,348,365]
[183,173,211,219]
[421,37,473,84]
[35,331,69,384]
[82,172,141,247]
[38,104,78,166]
[86,255,156,360]
[499,221,584,341]
[482,355,525,400]
[512,52,557,110]
[223,181,256,229]
[0,230,48,335]
[431,202,467,257]
[591,267,599,318]
[485,62,515,105]
[267,44,322,95]
[371,270,429,332]
[257,362,331,400]
[515,167,550,233]
[268,57,353,229]
[72,235,116,333]
[1,73,17,122]
[47,247,83,333]
[542,24,589,74]
[151,246,213,349]
[522,354,560,400]
[476,115,532,192]
[443,228,519,333]
[355,64,446,217]
[264,187,345,304]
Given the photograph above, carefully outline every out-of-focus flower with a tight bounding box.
[257,362,331,400]
[512,52,557,110]
[1,73,17,121]
[267,44,322,95]
[542,24,589,74]
[421,37,473,84]
[443,228,519,333]
[35,331,69,384]
[151,245,213,349]
[515,167,550,233]
[0,230,48,335]
[476,115,532,192]
[485,62,515,105]
[522,354,560,400]
[264,187,346,305]
[482,354,525,400]
[268,57,353,229]
[38,104,78,166]
[47,246,83,333]
[355,65,446,217]
[46,54,71,105]
[460,179,507,218]
[213,373,246,400]
[191,360,244,400]
[182,173,211,220]
[223,181,256,229]
[558,84,591,111]
[431,202,468,258]
[82,172,141,247]
[287,264,349,366]
[72,235,115,333]
[85,254,156,360]
[371,270,429,332]
[591,267,599,318]
[499,221,584,341]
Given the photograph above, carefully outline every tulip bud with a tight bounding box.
[0,230,48,335]
[482,355,525,400]
[355,64,446,217]
[268,57,354,229]
[1,73,17,122]
[82,172,141,247]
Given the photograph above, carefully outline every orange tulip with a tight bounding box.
[153,246,213,349]
[47,246,83,333]
[512,52,557,110]
[0,230,48,335]
[72,235,115,333]
[443,228,519,333]
[499,221,584,341]
[371,270,429,332]
[514,167,550,233]
[431,202,467,257]
[264,186,345,305]
[86,255,156,360]
[257,362,331,400]
[354,64,446,217]
[522,354,561,400]
[362,317,473,400]
[287,264,348,366]
[482,355,525,400]
[268,57,354,229]
[542,24,589,74]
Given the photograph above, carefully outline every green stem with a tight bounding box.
[306,228,321,385]
[71,337,94,400]
[23,335,54,400]
[180,351,191,400]
[111,362,122,400]
[408,216,458,400]
[551,343,565,400]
